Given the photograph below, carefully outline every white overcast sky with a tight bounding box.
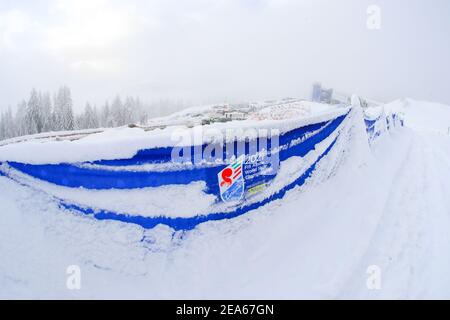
[0,0,449,111]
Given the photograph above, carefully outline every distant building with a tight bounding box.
[312,83,322,102]
[312,83,333,104]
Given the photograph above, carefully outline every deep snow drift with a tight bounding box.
[1,98,450,299]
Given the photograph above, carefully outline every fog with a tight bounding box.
[0,0,449,111]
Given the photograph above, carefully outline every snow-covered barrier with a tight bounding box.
[363,105,403,143]
[0,100,401,231]
[5,115,346,191]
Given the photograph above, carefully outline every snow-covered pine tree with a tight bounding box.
[93,106,99,127]
[54,86,75,131]
[53,92,63,131]
[40,92,53,132]
[100,101,114,128]
[25,89,41,134]
[0,112,5,140]
[75,112,84,130]
[123,96,136,125]
[0,107,17,140]
[82,102,99,129]
[89,105,99,129]
[135,97,148,125]
[111,95,124,126]
[5,107,15,138]
[15,100,27,137]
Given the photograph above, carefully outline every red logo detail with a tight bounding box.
[220,168,233,187]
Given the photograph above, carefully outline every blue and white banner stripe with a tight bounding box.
[0,106,404,231]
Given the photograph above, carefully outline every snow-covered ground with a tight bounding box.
[1,99,450,299]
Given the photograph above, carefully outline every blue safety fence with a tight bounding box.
[6,114,347,196]
[364,109,403,142]
[92,118,331,166]
[364,116,381,141]
[0,105,402,231]
[1,133,340,231]
[60,136,339,231]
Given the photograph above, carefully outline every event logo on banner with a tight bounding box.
[243,151,278,198]
[218,155,245,203]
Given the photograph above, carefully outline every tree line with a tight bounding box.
[0,86,190,141]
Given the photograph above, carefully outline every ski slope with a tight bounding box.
[1,99,450,299]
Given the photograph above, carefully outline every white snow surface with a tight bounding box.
[385,98,450,134]
[1,99,450,299]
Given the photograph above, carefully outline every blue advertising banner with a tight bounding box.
[0,108,358,231]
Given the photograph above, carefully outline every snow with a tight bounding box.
[0,113,343,219]
[0,100,347,165]
[363,105,384,120]
[1,99,450,299]
[1,166,217,218]
[384,98,450,134]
